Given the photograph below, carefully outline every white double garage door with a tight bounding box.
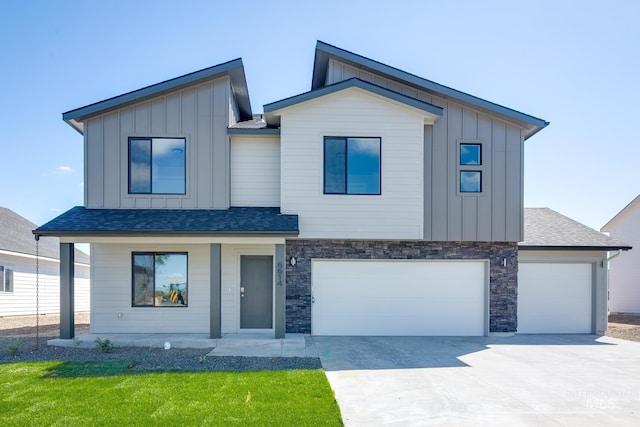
[311,259,593,336]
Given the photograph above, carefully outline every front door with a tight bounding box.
[240,255,273,329]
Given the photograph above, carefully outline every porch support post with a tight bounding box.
[59,243,75,339]
[275,244,285,338]
[210,244,222,339]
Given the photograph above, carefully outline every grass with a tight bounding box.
[0,361,342,426]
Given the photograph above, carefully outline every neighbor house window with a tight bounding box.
[324,137,381,195]
[459,142,483,193]
[132,253,188,307]
[129,137,186,194]
[0,266,13,293]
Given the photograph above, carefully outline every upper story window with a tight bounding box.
[324,137,381,195]
[459,142,483,194]
[129,137,186,194]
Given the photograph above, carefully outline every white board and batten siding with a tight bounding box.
[90,243,209,334]
[311,259,487,336]
[0,253,89,316]
[84,75,233,210]
[326,58,526,242]
[230,136,280,207]
[279,87,425,240]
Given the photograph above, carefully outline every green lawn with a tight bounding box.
[0,361,342,426]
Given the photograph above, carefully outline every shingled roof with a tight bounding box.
[34,206,299,237]
[520,208,631,251]
[0,207,89,264]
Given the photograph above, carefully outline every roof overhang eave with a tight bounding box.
[313,41,549,134]
[518,245,632,251]
[62,58,252,131]
[33,229,300,238]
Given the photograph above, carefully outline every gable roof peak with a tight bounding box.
[63,58,252,134]
[313,40,549,140]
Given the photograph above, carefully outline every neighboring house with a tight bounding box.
[0,207,90,317]
[35,41,629,339]
[601,195,640,313]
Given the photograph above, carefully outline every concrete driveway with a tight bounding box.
[312,335,640,426]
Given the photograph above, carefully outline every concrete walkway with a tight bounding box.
[313,335,640,426]
[49,333,318,357]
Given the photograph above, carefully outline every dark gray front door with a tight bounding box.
[240,255,273,329]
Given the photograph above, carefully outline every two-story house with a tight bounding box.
[35,41,628,340]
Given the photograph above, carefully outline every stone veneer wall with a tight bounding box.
[285,240,518,334]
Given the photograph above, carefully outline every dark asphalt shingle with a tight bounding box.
[521,208,631,250]
[0,207,89,263]
[35,206,299,236]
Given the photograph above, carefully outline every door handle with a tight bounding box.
[240,286,245,298]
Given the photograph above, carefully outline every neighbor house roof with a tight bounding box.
[264,77,443,127]
[63,59,252,134]
[520,208,631,251]
[34,207,299,237]
[312,41,549,139]
[601,194,640,232]
[0,207,89,264]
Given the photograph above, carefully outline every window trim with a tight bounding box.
[0,266,13,293]
[128,137,187,195]
[323,136,382,195]
[457,140,485,195]
[131,252,188,308]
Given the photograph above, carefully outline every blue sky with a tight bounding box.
[1,0,638,232]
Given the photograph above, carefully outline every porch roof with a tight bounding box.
[33,206,299,238]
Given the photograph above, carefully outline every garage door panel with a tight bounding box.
[312,260,486,336]
[518,263,592,334]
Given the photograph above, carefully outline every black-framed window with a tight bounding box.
[0,266,13,293]
[324,137,381,195]
[132,253,188,307]
[129,137,186,194]
[459,142,483,193]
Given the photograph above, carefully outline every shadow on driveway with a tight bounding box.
[313,334,614,371]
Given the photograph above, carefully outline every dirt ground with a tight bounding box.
[0,312,90,338]
[606,313,640,342]
[2,312,640,342]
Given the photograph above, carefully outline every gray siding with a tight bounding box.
[327,59,525,242]
[84,76,232,209]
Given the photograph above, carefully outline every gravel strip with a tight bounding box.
[0,336,322,371]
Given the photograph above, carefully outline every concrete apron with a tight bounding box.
[313,335,640,426]
[48,333,318,358]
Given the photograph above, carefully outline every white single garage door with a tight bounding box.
[518,263,593,333]
[311,260,486,336]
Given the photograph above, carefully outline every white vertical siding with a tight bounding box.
[327,58,525,242]
[84,76,232,210]
[279,87,425,239]
[606,203,640,313]
[230,136,281,207]
[90,244,209,334]
[0,253,90,316]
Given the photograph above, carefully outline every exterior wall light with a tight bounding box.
[290,256,297,266]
